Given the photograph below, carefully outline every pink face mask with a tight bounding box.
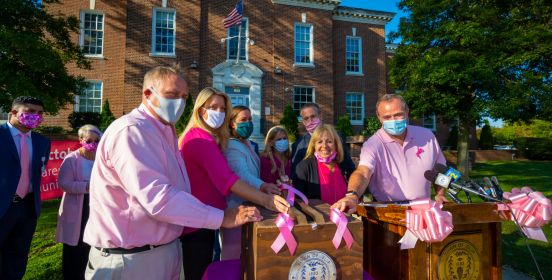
[314,151,337,164]
[18,113,43,129]
[305,118,321,134]
[82,142,99,152]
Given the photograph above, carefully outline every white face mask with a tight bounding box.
[203,109,225,129]
[147,86,186,124]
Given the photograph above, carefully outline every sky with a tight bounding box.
[340,0,405,43]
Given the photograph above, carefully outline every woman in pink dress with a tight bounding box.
[293,124,354,205]
[260,126,292,186]
[178,87,289,280]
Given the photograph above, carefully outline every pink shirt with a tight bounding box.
[83,105,223,249]
[317,162,347,205]
[359,126,446,201]
[260,155,291,184]
[180,128,239,233]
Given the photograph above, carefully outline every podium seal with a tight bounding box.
[289,250,337,280]
[438,240,481,280]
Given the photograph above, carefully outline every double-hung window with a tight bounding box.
[346,93,364,125]
[294,23,313,66]
[293,86,315,117]
[152,8,176,56]
[346,36,362,74]
[423,113,437,131]
[227,19,248,60]
[75,81,103,113]
[80,11,104,57]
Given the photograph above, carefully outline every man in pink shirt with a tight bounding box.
[333,94,448,214]
[83,65,261,280]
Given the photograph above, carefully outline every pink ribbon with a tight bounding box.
[399,199,453,249]
[270,213,297,255]
[279,183,309,206]
[330,208,354,249]
[503,187,552,242]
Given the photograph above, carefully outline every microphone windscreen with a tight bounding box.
[434,163,448,173]
[424,170,438,182]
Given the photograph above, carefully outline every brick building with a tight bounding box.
[44,0,395,143]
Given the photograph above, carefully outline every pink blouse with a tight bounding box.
[317,161,347,205]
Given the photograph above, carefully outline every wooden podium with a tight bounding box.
[356,203,508,280]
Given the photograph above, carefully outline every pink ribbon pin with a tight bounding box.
[280,183,309,206]
[330,208,354,249]
[503,187,552,242]
[416,147,424,158]
[399,199,453,249]
[271,213,297,255]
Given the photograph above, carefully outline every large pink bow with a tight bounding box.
[279,183,309,205]
[399,199,453,249]
[503,187,552,242]
[330,208,354,249]
[270,213,297,255]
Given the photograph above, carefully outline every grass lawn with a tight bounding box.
[23,160,551,279]
[470,160,552,279]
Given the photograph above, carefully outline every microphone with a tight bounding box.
[483,177,498,198]
[490,176,504,199]
[435,163,473,202]
[424,170,502,202]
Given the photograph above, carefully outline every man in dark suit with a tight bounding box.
[0,96,51,280]
[291,103,355,180]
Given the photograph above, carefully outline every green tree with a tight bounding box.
[99,99,116,131]
[280,105,299,142]
[336,115,354,137]
[479,120,494,149]
[389,0,552,175]
[362,116,380,137]
[0,0,90,114]
[175,94,194,134]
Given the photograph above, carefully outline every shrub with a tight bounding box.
[514,137,552,160]
[99,99,116,131]
[34,126,65,134]
[175,94,194,134]
[68,112,101,132]
[479,121,494,149]
[336,115,353,137]
[362,116,380,137]
[280,105,299,142]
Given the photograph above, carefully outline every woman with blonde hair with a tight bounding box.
[260,126,292,185]
[55,124,102,280]
[178,87,289,279]
[293,124,355,204]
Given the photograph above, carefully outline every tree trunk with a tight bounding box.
[457,119,471,177]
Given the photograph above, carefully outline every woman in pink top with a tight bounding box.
[260,126,292,185]
[293,125,354,205]
[55,124,101,280]
[178,87,289,280]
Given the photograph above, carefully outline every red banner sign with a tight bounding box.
[40,140,80,201]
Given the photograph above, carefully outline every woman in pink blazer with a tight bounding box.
[55,124,101,280]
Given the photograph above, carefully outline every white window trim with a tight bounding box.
[293,85,316,121]
[345,36,363,75]
[150,7,176,58]
[0,108,8,124]
[293,23,314,67]
[423,113,437,131]
[346,92,364,125]
[79,9,105,58]
[75,80,103,113]
[226,18,249,61]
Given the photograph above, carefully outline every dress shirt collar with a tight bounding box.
[7,120,32,138]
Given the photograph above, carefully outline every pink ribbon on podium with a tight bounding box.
[279,183,309,205]
[271,213,297,255]
[503,187,552,242]
[399,199,453,250]
[330,208,354,249]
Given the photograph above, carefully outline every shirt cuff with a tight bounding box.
[201,206,225,230]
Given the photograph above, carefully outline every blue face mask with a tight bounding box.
[383,119,407,136]
[274,139,289,153]
[235,121,253,139]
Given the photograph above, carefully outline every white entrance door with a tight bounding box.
[225,86,250,107]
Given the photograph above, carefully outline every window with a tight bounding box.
[346,93,364,125]
[293,86,315,117]
[423,113,437,131]
[346,36,362,74]
[294,23,313,66]
[0,108,8,124]
[227,19,248,60]
[80,11,104,56]
[152,8,176,56]
[75,81,103,113]
[225,86,250,107]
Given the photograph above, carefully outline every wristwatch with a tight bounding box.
[345,190,360,200]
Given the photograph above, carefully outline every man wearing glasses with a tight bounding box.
[333,94,448,214]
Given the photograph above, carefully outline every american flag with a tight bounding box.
[223,0,243,29]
